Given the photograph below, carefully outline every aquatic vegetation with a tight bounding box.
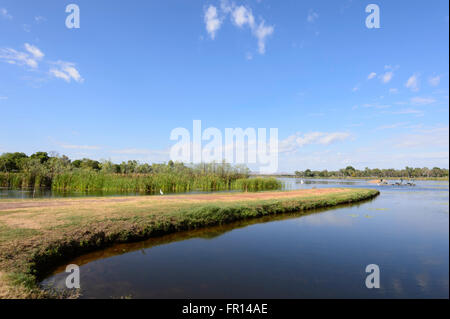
[0,169,281,193]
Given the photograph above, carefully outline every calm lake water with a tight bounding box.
[40,179,449,298]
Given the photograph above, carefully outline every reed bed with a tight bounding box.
[0,172,281,193]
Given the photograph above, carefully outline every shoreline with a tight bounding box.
[253,175,449,181]
[0,188,379,298]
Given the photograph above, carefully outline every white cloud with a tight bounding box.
[22,24,31,32]
[253,20,274,54]
[114,148,170,156]
[231,5,255,28]
[387,108,424,116]
[49,61,84,83]
[307,10,319,23]
[1,44,83,85]
[279,131,350,153]
[204,5,222,39]
[59,143,100,150]
[35,16,46,23]
[0,45,42,69]
[361,103,391,109]
[368,72,377,80]
[405,74,419,91]
[0,8,12,20]
[410,96,436,105]
[204,2,274,55]
[381,71,393,83]
[376,122,409,130]
[395,126,449,148]
[220,0,233,14]
[389,88,398,94]
[428,75,440,86]
[24,43,44,59]
[229,4,273,54]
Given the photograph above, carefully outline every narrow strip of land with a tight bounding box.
[0,188,346,211]
[0,188,379,299]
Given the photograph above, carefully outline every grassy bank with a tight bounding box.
[0,188,379,298]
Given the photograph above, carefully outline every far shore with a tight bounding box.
[252,175,449,181]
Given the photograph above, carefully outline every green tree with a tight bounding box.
[0,152,28,172]
[30,152,50,164]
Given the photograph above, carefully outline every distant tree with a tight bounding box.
[0,152,28,172]
[304,169,314,177]
[30,152,50,164]
[72,159,82,168]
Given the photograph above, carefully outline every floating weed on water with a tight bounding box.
[364,214,374,219]
[368,208,388,211]
[348,214,359,218]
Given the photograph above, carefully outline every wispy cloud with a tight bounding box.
[279,131,351,153]
[49,61,84,83]
[0,8,12,20]
[0,43,44,69]
[428,75,440,87]
[405,74,420,91]
[231,5,255,27]
[24,43,44,59]
[361,103,391,109]
[394,126,449,148]
[204,1,274,55]
[386,108,424,117]
[381,71,393,84]
[389,88,398,94]
[376,122,409,130]
[34,16,46,23]
[367,72,377,80]
[410,96,436,105]
[307,9,319,23]
[253,21,274,54]
[59,143,100,150]
[204,5,222,40]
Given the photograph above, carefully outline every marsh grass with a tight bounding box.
[0,172,281,193]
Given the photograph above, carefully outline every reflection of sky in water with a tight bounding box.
[41,179,449,299]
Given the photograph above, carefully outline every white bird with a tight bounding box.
[160,189,164,195]
[300,179,305,185]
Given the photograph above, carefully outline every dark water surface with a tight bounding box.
[40,179,449,298]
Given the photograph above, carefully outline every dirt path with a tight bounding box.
[0,188,346,211]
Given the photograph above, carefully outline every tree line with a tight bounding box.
[0,152,250,176]
[295,166,449,179]
[0,152,273,192]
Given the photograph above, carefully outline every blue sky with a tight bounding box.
[0,0,448,172]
